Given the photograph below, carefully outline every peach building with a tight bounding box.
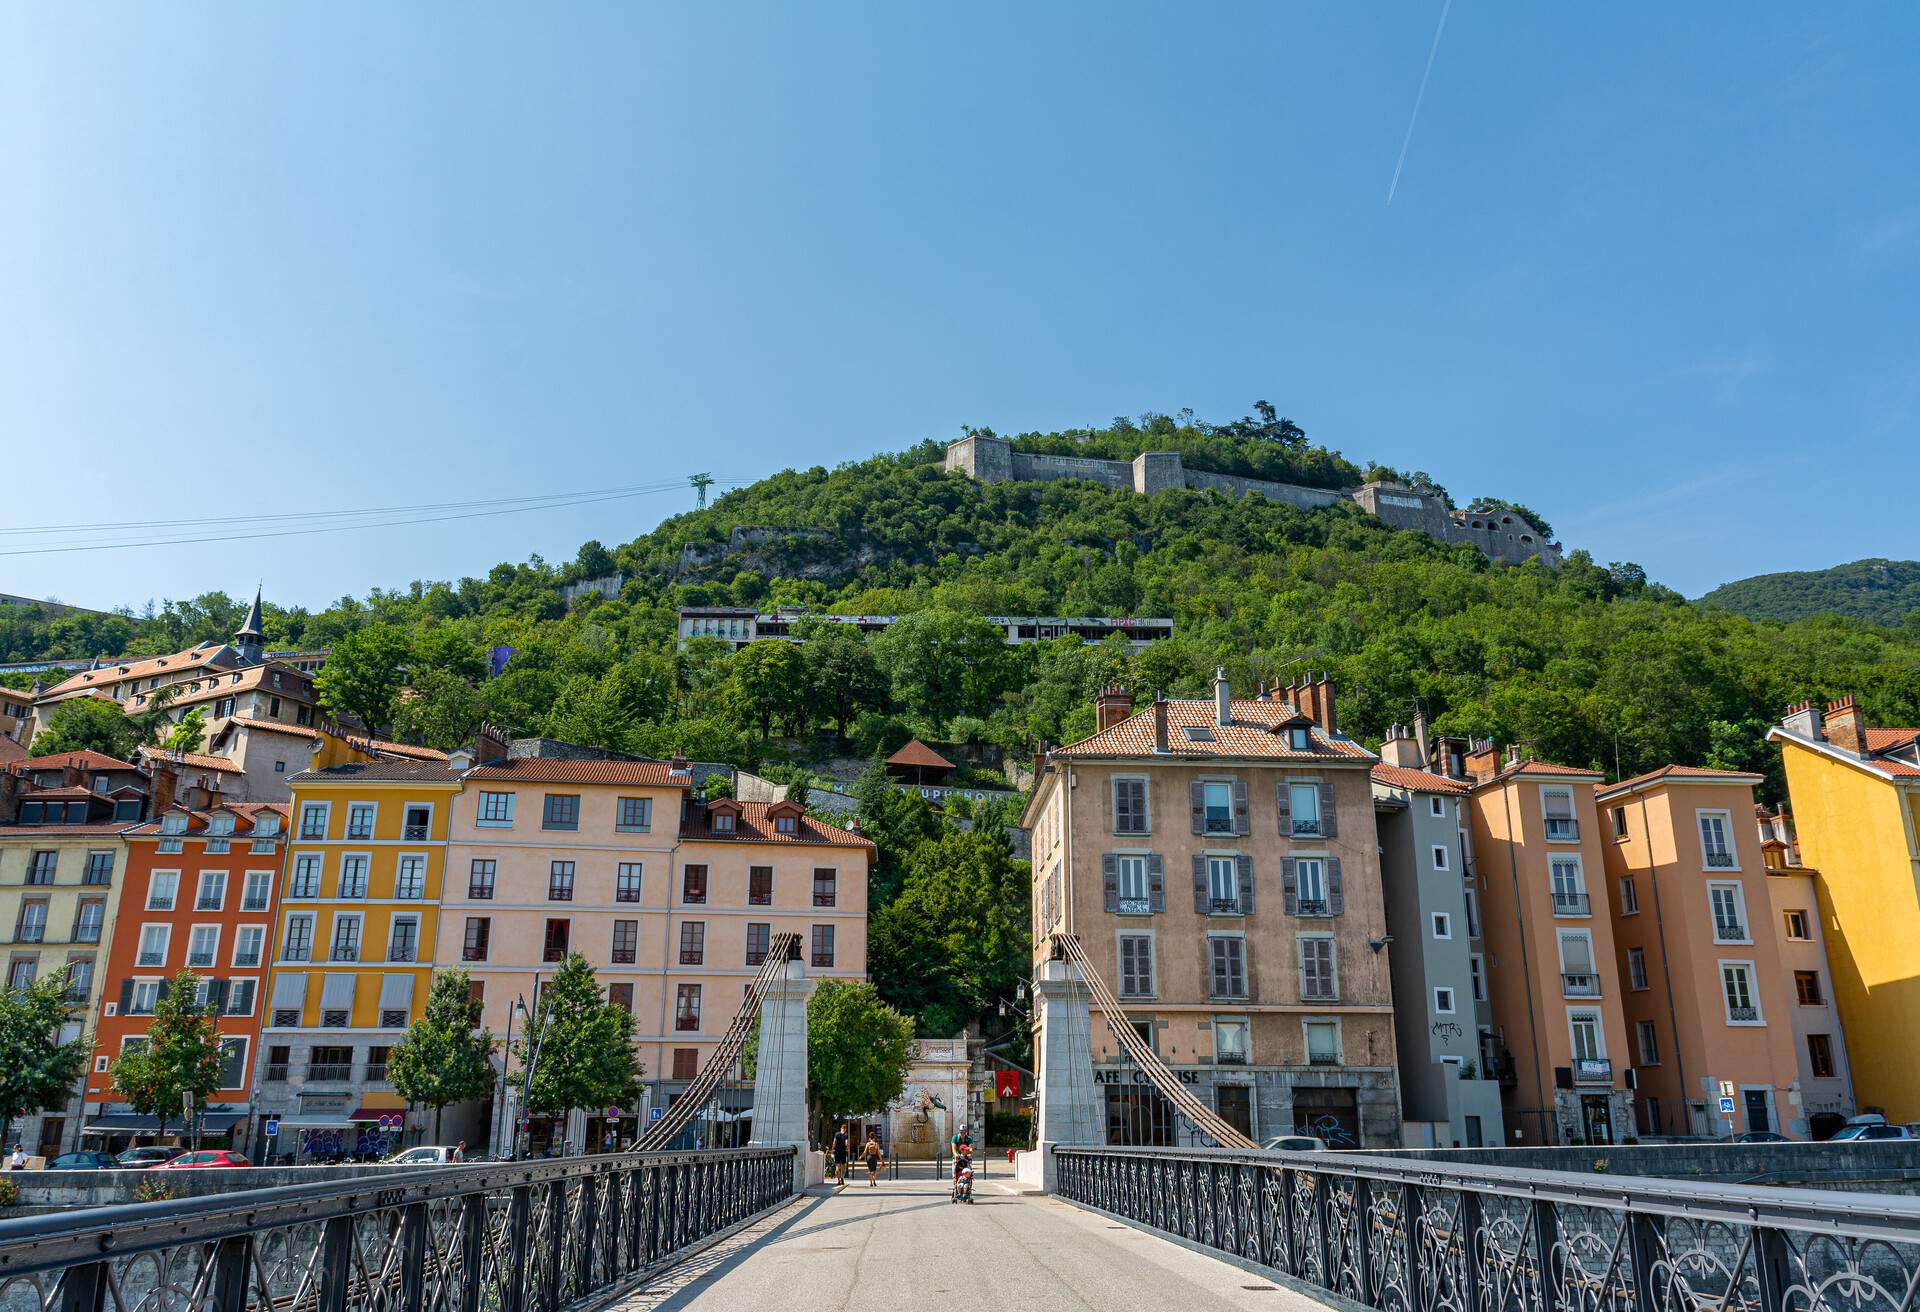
[438,754,872,1153]
[1462,744,1634,1144]
[1596,767,1803,1138]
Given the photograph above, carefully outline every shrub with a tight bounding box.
[0,1177,18,1209]
[132,1176,176,1204]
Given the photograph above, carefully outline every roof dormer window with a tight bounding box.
[775,814,797,834]
[714,813,735,833]
[1289,726,1312,751]
[159,812,188,835]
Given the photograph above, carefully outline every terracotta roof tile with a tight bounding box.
[39,645,238,697]
[125,801,288,835]
[136,749,244,774]
[1053,698,1371,763]
[148,662,314,710]
[12,750,139,772]
[1472,759,1605,787]
[886,739,955,771]
[0,822,140,837]
[682,800,874,848]
[1866,727,1920,752]
[466,759,686,786]
[220,720,323,741]
[350,738,449,762]
[1596,764,1764,797]
[24,786,100,800]
[289,761,465,784]
[1370,764,1470,795]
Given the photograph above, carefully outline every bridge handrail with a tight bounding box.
[1054,1144,1920,1312]
[0,1146,796,1299]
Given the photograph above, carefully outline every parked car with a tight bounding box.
[1260,1135,1327,1153]
[151,1150,251,1169]
[116,1146,177,1168]
[1732,1131,1790,1143]
[1828,1123,1912,1142]
[384,1147,462,1165]
[45,1151,120,1170]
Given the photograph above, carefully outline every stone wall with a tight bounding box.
[945,435,1558,565]
[10,1163,413,1210]
[1372,1140,1920,1191]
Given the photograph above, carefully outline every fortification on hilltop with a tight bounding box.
[944,433,1559,567]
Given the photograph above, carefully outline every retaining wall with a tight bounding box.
[1373,1141,1920,1192]
[9,1164,415,1210]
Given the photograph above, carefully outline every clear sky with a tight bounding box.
[3,5,1916,611]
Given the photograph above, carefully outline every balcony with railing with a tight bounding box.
[1306,1051,1340,1066]
[1294,898,1331,918]
[1545,817,1579,841]
[1209,897,1243,915]
[1713,919,1748,943]
[305,1063,352,1081]
[1728,1005,1760,1022]
[1551,890,1592,917]
[1572,1057,1612,1085]
[403,824,429,841]
[1561,972,1602,997]
[1704,848,1737,869]
[1288,819,1324,838]
[1215,1051,1248,1066]
[263,1063,289,1082]
[387,945,417,963]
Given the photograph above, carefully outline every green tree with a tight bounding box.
[162,707,207,754]
[868,829,1031,1036]
[110,971,225,1141]
[724,639,810,739]
[851,758,941,906]
[0,967,89,1150]
[807,979,914,1135]
[871,610,1010,731]
[389,969,497,1141]
[390,667,490,750]
[29,697,141,759]
[514,954,642,1126]
[799,625,889,737]
[314,623,414,731]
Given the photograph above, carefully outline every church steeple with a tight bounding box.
[235,586,267,665]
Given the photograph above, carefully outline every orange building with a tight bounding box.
[1597,767,1804,1138]
[1462,744,1635,1144]
[81,802,287,1148]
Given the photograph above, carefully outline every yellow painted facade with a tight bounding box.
[1774,742,1920,1120]
[271,772,460,1029]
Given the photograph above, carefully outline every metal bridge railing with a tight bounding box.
[1054,1144,1920,1312]
[0,1147,795,1312]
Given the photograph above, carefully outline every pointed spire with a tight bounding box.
[235,586,267,664]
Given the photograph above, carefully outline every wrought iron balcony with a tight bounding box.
[1209,898,1243,915]
[1289,820,1324,838]
[1705,849,1736,869]
[1728,1005,1760,1022]
[1551,891,1591,916]
[1215,1052,1248,1065]
[1573,1057,1612,1085]
[1561,972,1602,997]
[1714,921,1748,942]
[1295,898,1331,918]
[403,824,429,841]
[1546,817,1579,840]
[305,1063,352,1081]
[1307,1052,1340,1066]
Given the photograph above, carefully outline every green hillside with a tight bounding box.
[8,413,1920,799]
[1700,559,1920,626]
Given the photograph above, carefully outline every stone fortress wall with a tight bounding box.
[945,434,1559,566]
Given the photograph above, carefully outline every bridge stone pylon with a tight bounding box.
[749,948,814,1190]
[1031,955,1102,1190]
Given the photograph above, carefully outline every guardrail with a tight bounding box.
[0,1147,794,1312]
[1054,1144,1920,1312]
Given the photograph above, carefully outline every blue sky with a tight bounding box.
[3,5,1916,611]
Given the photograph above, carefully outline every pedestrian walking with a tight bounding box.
[861,1131,882,1187]
[452,1141,466,1163]
[831,1122,850,1186]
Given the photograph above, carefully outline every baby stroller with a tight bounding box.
[950,1150,974,1204]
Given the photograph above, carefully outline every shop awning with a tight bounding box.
[348,1105,405,1122]
[320,973,356,1010]
[271,972,307,1010]
[82,1110,248,1134]
[378,973,414,1012]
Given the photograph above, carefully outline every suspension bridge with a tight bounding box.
[3,935,1919,1312]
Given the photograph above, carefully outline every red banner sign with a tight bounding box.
[995,1070,1022,1100]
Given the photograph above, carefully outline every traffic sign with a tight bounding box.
[1718,1079,1735,1098]
[994,1070,1022,1100]
[649,1107,665,1122]
[1718,1096,1737,1116]
[606,1106,622,1120]
[263,1119,281,1138]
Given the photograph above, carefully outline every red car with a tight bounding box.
[151,1150,251,1169]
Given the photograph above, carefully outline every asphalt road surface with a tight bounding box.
[609,1176,1319,1312]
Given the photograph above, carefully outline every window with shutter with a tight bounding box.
[1300,937,1336,1000]
[1113,778,1149,835]
[1147,854,1166,913]
[1119,935,1153,997]
[1209,936,1247,999]
[1317,782,1338,838]
[1543,788,1578,840]
[1116,856,1151,914]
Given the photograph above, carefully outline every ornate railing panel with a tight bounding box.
[0,1147,793,1312]
[1054,1145,1920,1312]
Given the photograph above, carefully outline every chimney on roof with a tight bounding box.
[1380,723,1423,770]
[669,751,690,781]
[1291,675,1317,727]
[472,723,510,764]
[1094,686,1133,734]
[1823,696,1866,757]
[1312,673,1338,736]
[1032,742,1048,781]
[1153,694,1169,753]
[1779,700,1823,742]
[1465,740,1501,783]
[1412,707,1430,767]
[1214,668,1231,727]
[151,759,178,815]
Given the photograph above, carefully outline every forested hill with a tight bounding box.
[1700,559,1920,626]
[6,413,1920,803]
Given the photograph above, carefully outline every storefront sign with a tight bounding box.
[1094,1068,1199,1086]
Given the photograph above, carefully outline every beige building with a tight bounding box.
[1755,806,1857,1134]
[437,750,873,1153]
[1026,674,1402,1149]
[1597,767,1804,1139]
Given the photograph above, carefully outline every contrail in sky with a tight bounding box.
[1386,0,1454,206]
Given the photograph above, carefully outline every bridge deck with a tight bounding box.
[610,1176,1315,1312]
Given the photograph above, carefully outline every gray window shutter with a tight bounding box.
[118,979,133,1013]
[1147,854,1166,913]
[1329,857,1345,916]
[1102,854,1119,913]
[1243,938,1257,1002]
[1233,778,1250,835]
[210,978,230,1008]
[1190,781,1207,834]
[1205,938,1218,996]
[1282,856,1298,916]
[1193,854,1209,914]
[1238,853,1256,914]
[1319,782,1338,838]
[1275,780,1292,831]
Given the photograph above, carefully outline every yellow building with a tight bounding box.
[1768,696,1920,1122]
[0,815,132,1156]
[254,759,462,1157]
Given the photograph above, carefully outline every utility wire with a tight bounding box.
[0,480,752,558]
